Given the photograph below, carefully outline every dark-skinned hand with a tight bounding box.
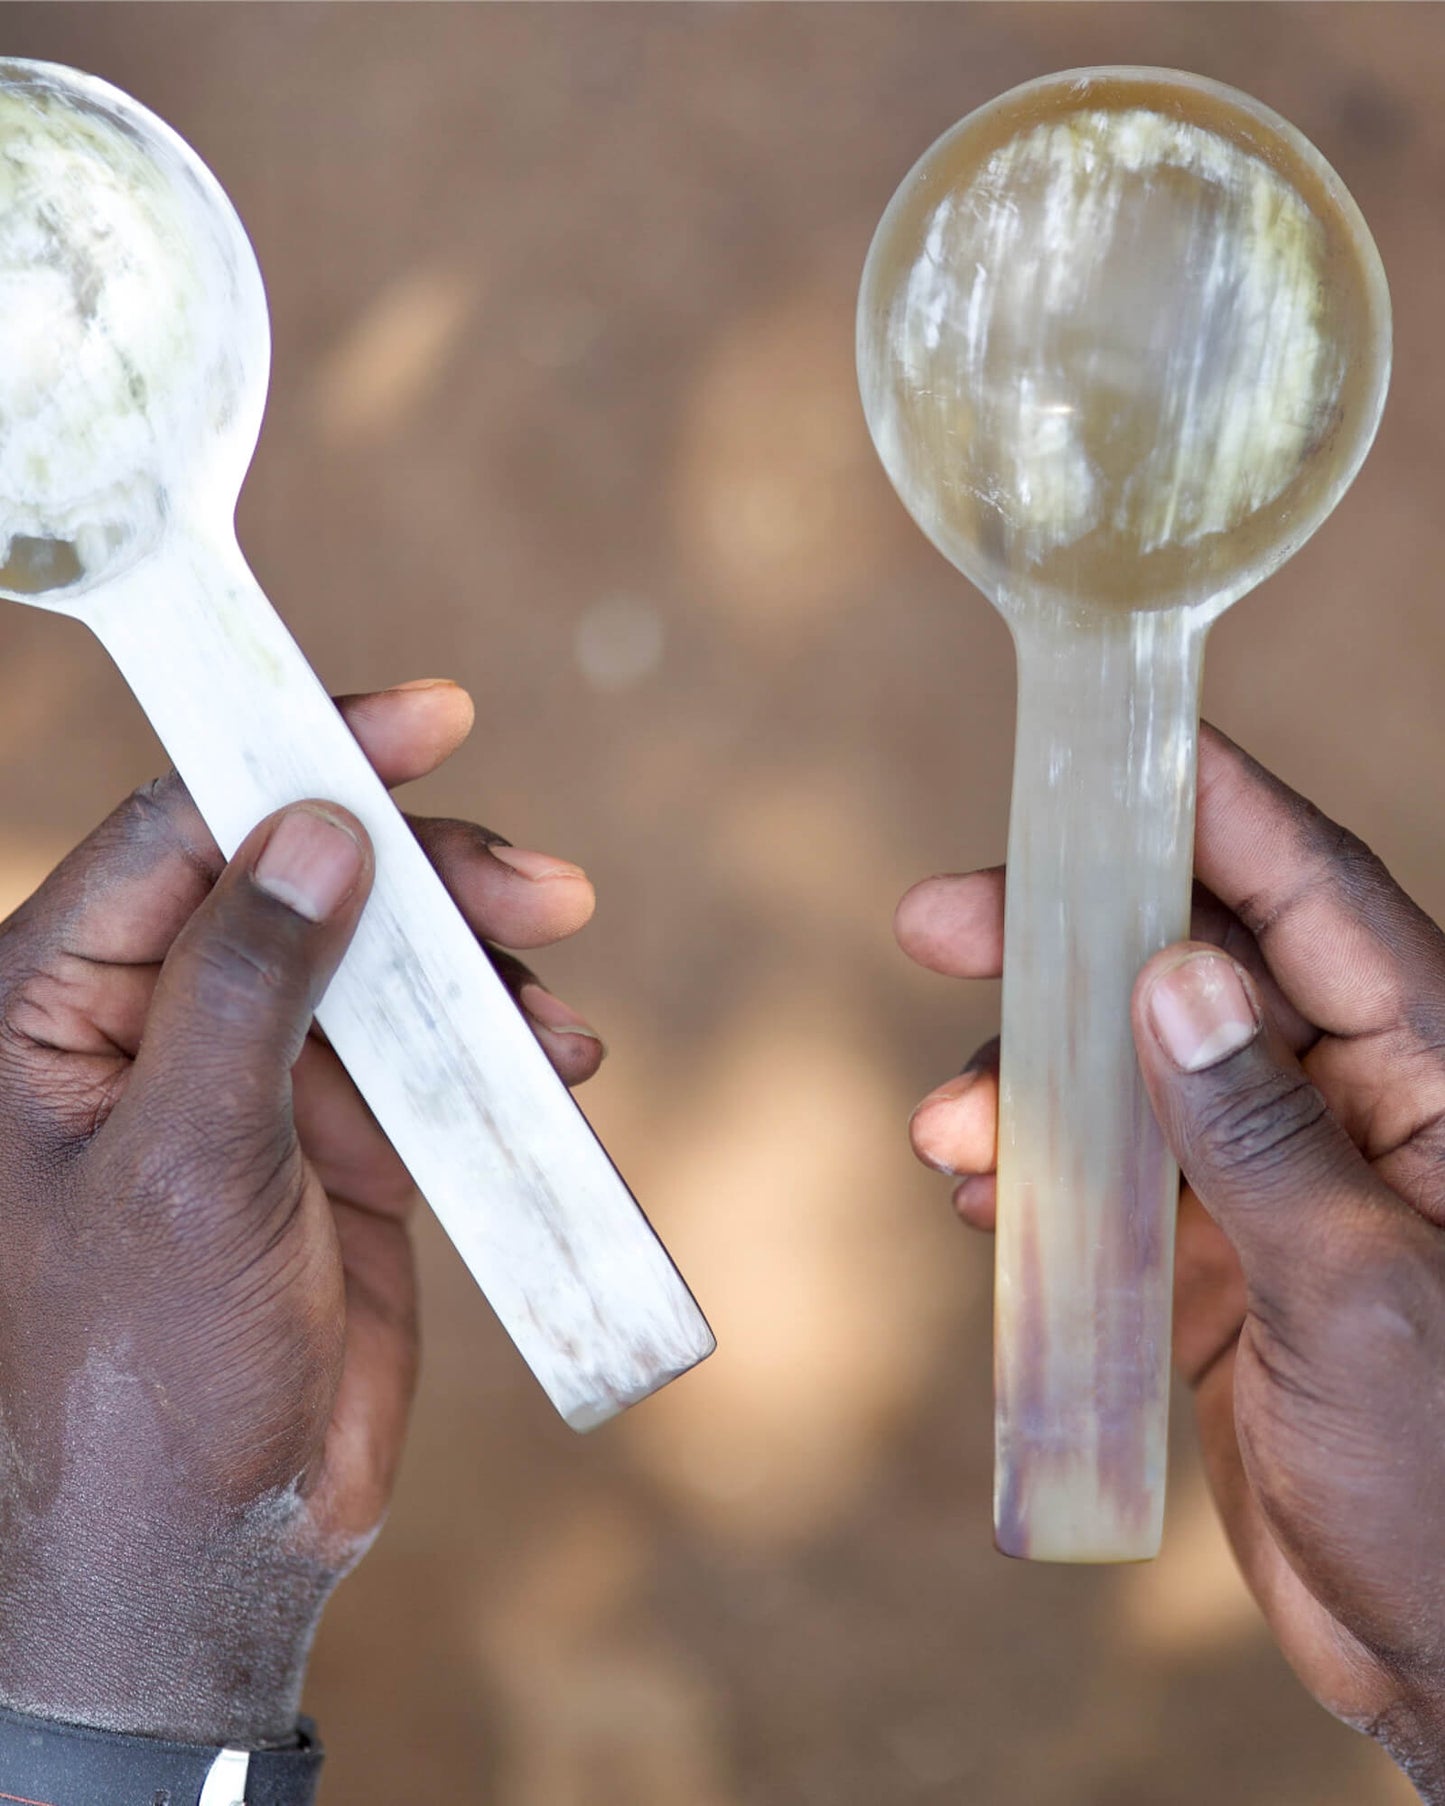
[0,679,603,1746]
[897,725,1445,1803]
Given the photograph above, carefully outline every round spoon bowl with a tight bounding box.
[857,67,1391,621]
[0,59,268,602]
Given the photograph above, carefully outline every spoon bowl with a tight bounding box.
[0,58,714,1429]
[0,61,267,599]
[858,68,1390,1560]
[860,69,1390,624]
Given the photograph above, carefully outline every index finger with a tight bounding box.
[5,681,477,969]
[1194,724,1445,1041]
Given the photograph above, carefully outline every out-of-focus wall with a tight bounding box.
[1,6,1439,1802]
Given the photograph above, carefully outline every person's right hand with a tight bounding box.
[897,726,1445,1802]
[0,678,603,1748]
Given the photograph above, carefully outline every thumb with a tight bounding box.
[126,801,373,1174]
[1132,945,1391,1313]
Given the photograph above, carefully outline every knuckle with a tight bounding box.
[412,815,505,854]
[119,773,186,845]
[1240,815,1389,942]
[1303,811,1378,878]
[1325,836,1410,929]
[1191,1064,1330,1187]
[1298,814,1422,933]
[113,776,218,879]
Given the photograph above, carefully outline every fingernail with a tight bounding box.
[520,982,605,1050]
[952,1174,995,1223]
[1147,953,1260,1072]
[254,806,363,922]
[909,1071,980,1174]
[490,845,588,883]
[393,677,457,692]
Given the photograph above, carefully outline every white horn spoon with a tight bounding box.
[858,68,1389,1559]
[0,58,714,1431]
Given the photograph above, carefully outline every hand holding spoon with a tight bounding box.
[0,59,714,1430]
[858,68,1390,1559]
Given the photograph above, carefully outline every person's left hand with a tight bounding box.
[0,678,602,1743]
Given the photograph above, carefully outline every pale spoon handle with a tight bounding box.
[994,607,1204,1560]
[82,528,714,1429]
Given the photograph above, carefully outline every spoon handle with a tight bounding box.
[994,608,1205,1561]
[84,530,714,1430]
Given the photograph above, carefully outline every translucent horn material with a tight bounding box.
[858,68,1390,1561]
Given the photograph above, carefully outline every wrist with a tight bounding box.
[0,1491,341,1744]
[0,1701,324,1806]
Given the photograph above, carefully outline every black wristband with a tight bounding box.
[0,1704,322,1806]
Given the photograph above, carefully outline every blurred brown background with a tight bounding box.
[1,4,1441,1801]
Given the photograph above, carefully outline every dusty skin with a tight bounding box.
[0,6,1442,1804]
